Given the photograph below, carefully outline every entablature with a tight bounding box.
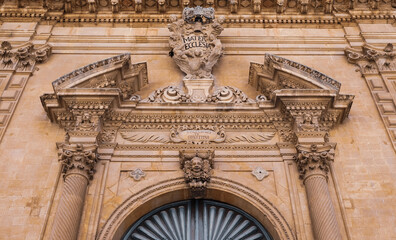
[41,53,353,148]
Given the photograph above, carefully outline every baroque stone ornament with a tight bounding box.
[58,144,98,180]
[294,144,342,240]
[168,7,224,80]
[180,150,214,198]
[295,144,333,180]
[171,125,225,144]
[141,85,254,103]
[50,143,98,240]
[252,167,269,181]
[129,168,146,180]
[0,41,52,71]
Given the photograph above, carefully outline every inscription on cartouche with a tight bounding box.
[171,127,226,144]
[182,35,210,50]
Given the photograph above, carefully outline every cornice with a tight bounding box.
[1,7,396,25]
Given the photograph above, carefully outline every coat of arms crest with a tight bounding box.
[168,7,224,80]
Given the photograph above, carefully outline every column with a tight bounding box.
[295,144,342,240]
[50,144,97,240]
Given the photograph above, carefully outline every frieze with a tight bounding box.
[115,144,280,151]
[3,0,395,17]
[170,125,226,144]
[120,127,275,144]
[120,123,275,130]
[120,132,170,143]
[225,132,276,143]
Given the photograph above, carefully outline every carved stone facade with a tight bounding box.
[0,3,396,240]
[180,149,214,198]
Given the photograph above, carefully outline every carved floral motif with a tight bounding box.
[252,167,269,181]
[129,168,146,180]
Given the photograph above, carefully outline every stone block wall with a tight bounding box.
[0,20,395,239]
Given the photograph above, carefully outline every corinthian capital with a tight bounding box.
[58,144,98,181]
[295,144,333,181]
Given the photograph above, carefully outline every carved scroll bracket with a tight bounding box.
[179,149,214,199]
[0,41,52,72]
[0,41,52,143]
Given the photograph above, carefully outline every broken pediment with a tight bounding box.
[40,51,354,147]
[249,54,342,99]
[51,53,148,101]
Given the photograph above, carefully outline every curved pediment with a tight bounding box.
[51,53,148,101]
[249,54,341,99]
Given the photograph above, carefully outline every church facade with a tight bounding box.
[0,1,395,239]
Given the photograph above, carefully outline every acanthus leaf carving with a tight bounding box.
[294,144,333,181]
[225,132,275,143]
[58,144,98,181]
[120,132,170,143]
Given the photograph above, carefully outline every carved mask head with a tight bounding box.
[191,157,202,173]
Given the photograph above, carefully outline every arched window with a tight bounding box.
[123,199,273,240]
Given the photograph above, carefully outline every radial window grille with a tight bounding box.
[123,200,272,240]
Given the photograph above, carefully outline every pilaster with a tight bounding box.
[278,92,343,240]
[50,144,98,240]
[345,44,396,151]
[0,41,52,143]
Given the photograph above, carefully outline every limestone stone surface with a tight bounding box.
[0,15,395,240]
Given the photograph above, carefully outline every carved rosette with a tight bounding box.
[180,150,214,199]
[59,144,98,181]
[295,144,333,181]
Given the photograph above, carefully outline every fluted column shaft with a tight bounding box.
[295,144,342,240]
[49,144,97,240]
[50,173,88,240]
[304,172,342,240]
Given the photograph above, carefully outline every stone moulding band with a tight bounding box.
[96,177,295,240]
